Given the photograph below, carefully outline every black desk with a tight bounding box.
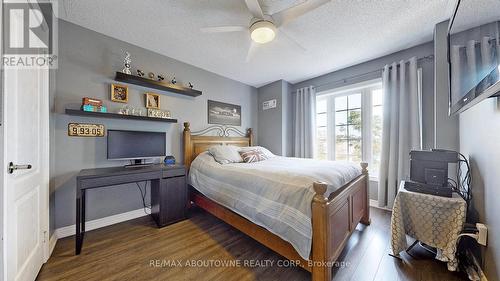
[75,164,186,255]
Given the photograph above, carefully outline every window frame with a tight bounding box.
[315,79,383,175]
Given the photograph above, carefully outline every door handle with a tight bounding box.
[8,162,32,174]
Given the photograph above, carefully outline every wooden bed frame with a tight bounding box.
[183,122,370,281]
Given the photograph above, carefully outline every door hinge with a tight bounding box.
[43,231,47,243]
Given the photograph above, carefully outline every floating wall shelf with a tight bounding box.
[114,72,202,97]
[65,109,178,123]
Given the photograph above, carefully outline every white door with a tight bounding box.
[1,1,50,280]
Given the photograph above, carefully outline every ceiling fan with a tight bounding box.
[200,0,331,62]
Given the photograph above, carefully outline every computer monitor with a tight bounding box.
[107,130,166,163]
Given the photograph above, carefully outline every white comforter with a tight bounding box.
[189,152,362,260]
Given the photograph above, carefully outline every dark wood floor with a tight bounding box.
[37,207,468,281]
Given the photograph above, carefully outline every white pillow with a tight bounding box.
[239,146,275,158]
[208,145,243,164]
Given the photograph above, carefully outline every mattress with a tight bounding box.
[188,152,362,260]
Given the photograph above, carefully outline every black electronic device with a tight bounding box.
[405,149,459,197]
[107,130,166,166]
[404,181,453,197]
[409,149,458,186]
[164,155,176,165]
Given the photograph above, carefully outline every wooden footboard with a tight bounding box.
[188,165,369,281]
[311,163,370,281]
[182,122,370,281]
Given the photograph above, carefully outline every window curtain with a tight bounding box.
[378,57,421,208]
[293,86,316,158]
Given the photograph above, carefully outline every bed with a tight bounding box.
[183,122,370,281]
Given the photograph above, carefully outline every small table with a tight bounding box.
[75,164,187,255]
[390,181,466,271]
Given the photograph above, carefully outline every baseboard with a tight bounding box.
[55,208,148,239]
[369,199,393,211]
[49,233,57,257]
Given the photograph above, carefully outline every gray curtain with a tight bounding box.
[378,57,421,208]
[293,86,316,158]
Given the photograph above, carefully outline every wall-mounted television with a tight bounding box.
[107,130,166,164]
[448,0,500,115]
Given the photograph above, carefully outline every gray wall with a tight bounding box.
[434,20,459,150]
[257,80,292,156]
[51,21,258,231]
[460,98,500,281]
[282,81,293,157]
[257,81,283,155]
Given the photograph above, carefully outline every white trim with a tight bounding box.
[316,78,382,97]
[369,199,392,211]
[48,234,57,258]
[55,208,147,239]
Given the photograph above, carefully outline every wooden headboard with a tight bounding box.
[183,122,253,169]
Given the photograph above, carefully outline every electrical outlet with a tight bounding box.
[476,223,487,246]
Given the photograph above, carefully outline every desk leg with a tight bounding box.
[82,189,86,233]
[75,194,81,255]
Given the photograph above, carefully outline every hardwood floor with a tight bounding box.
[37,207,468,281]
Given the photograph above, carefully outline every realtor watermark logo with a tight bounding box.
[2,0,58,69]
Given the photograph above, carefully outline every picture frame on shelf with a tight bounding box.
[145,92,160,109]
[147,108,171,119]
[110,84,128,103]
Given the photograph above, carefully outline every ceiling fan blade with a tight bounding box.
[273,0,331,27]
[245,41,258,63]
[279,30,307,52]
[200,26,247,33]
[244,0,264,19]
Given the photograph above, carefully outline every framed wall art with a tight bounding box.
[208,100,241,126]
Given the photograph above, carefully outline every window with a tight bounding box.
[315,80,383,176]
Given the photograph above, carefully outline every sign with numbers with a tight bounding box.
[68,123,105,137]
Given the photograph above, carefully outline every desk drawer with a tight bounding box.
[162,168,185,178]
[79,171,161,189]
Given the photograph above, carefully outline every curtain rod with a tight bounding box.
[300,55,434,91]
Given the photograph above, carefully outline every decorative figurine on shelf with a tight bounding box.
[122,51,132,74]
[171,76,177,84]
[137,69,145,77]
[158,74,165,82]
[148,72,155,80]
[188,82,194,89]
[118,105,130,115]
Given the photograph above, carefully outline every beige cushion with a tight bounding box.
[208,145,243,164]
[239,149,269,163]
[239,146,275,158]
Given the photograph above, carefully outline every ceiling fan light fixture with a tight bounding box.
[250,21,276,44]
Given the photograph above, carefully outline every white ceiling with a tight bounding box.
[59,0,500,87]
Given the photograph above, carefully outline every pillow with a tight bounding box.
[239,146,275,158]
[208,145,243,164]
[239,149,269,163]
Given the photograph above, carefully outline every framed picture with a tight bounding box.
[110,84,128,103]
[145,92,160,109]
[208,100,241,126]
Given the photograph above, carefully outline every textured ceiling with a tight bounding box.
[58,0,499,87]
